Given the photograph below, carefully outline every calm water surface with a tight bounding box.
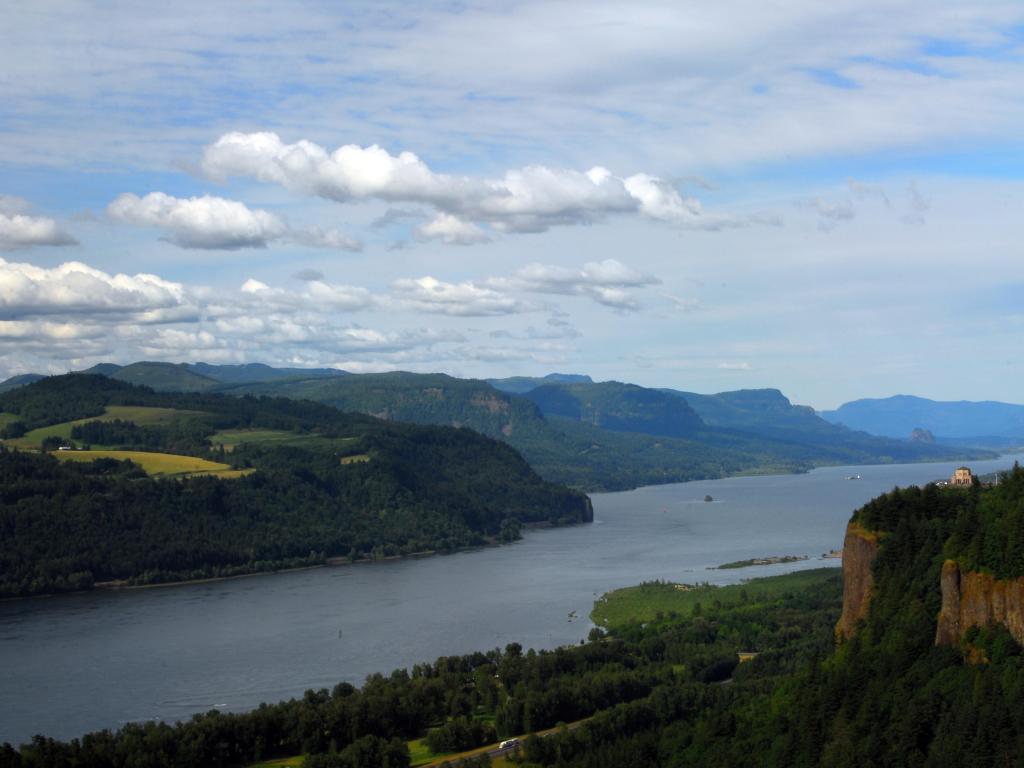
[1,454,1020,744]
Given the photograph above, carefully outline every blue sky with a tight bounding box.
[1,0,1023,408]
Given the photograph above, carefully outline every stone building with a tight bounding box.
[950,467,973,487]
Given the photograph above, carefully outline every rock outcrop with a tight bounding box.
[836,521,880,640]
[935,560,1024,646]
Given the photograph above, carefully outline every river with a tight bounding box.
[1,454,1020,745]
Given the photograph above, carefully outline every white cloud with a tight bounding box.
[0,254,479,377]
[0,257,188,319]
[292,226,363,251]
[108,191,362,251]
[391,276,527,316]
[108,192,287,250]
[201,132,758,239]
[491,258,661,310]
[414,213,490,245]
[0,196,77,250]
[238,276,376,312]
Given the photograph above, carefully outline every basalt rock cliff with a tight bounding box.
[935,559,1024,647]
[836,521,880,640]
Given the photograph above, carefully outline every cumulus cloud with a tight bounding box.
[391,276,527,315]
[0,196,77,250]
[414,213,489,245]
[491,258,661,310]
[0,255,480,377]
[200,132,757,240]
[108,192,362,251]
[0,257,188,319]
[292,268,326,282]
[108,192,287,249]
[238,276,376,312]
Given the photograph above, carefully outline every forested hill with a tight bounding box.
[210,370,992,491]
[0,375,591,597]
[2,366,994,491]
[522,381,704,439]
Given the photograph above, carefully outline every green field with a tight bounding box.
[210,429,359,453]
[0,412,20,429]
[248,758,305,768]
[408,738,451,766]
[54,450,252,478]
[3,406,207,449]
[209,428,304,450]
[591,568,839,629]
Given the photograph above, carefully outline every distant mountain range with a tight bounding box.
[820,394,1024,443]
[0,364,993,491]
[72,361,349,392]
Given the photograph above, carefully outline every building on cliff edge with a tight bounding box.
[950,466,973,487]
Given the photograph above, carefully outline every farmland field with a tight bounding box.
[210,429,360,452]
[54,449,252,478]
[2,406,207,449]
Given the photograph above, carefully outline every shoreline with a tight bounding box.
[7,453,1019,604]
[0,528,567,602]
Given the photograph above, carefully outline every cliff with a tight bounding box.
[836,521,880,639]
[935,560,1024,647]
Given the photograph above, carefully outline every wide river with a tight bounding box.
[1,454,1020,745]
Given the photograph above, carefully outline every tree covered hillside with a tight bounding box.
[0,376,591,597]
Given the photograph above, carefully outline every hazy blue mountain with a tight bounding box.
[189,362,348,385]
[487,373,594,394]
[820,394,1024,439]
[664,388,863,443]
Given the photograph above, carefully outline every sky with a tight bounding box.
[1,1,1023,409]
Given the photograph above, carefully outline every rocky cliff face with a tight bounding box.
[836,521,880,640]
[935,560,1024,646]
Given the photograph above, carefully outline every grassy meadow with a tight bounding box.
[591,567,839,629]
[54,449,252,478]
[210,429,359,453]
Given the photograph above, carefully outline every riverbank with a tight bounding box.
[2,526,576,601]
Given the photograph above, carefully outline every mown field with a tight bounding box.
[590,567,840,628]
[2,405,206,449]
[210,428,359,453]
[54,449,252,478]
